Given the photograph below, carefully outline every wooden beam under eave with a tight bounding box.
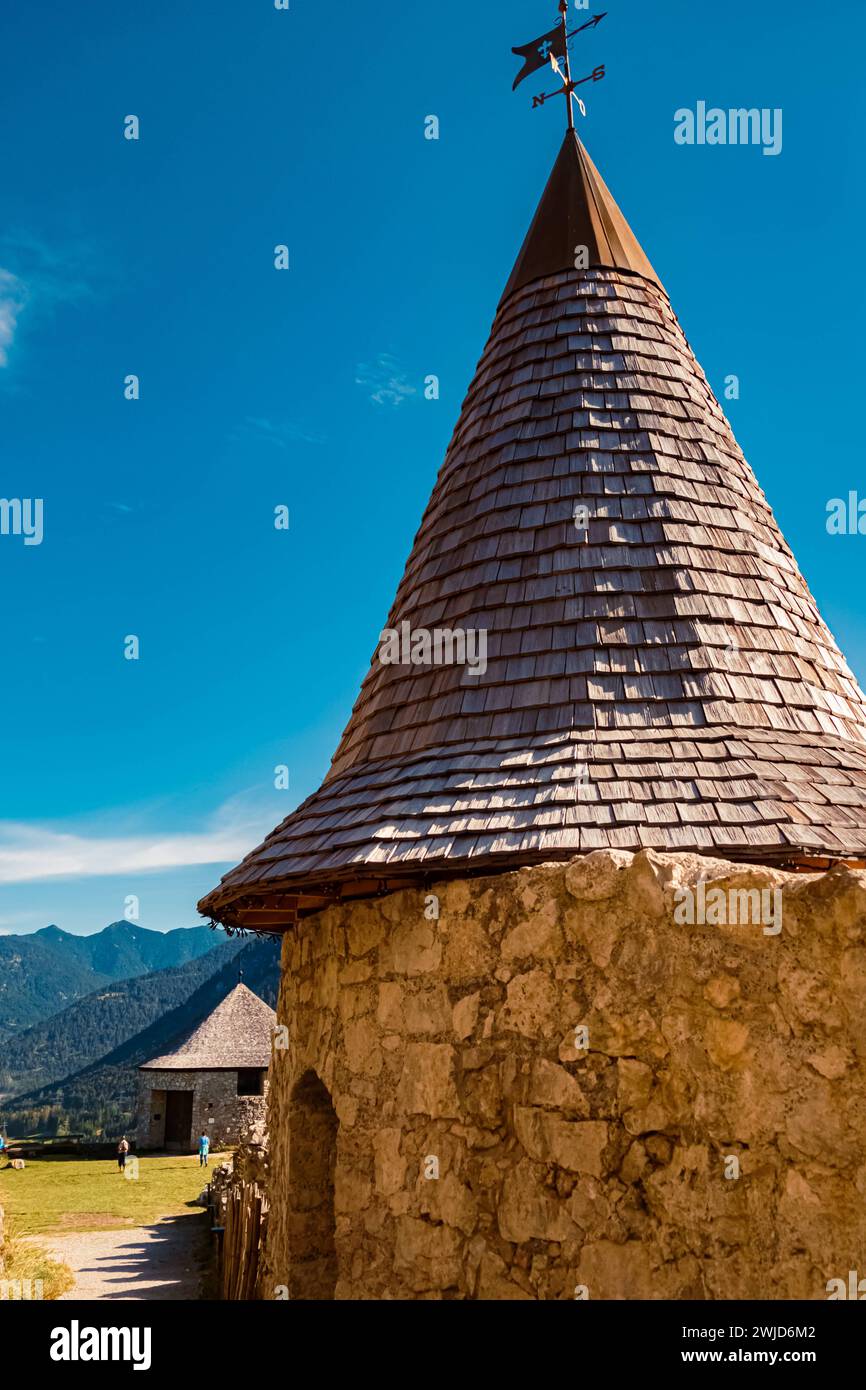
[250,895,301,912]
[238,910,296,920]
[236,909,297,923]
[783,854,866,873]
[336,878,416,899]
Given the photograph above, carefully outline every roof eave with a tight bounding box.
[199,844,866,934]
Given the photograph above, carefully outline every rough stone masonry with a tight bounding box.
[136,1069,266,1151]
[263,849,866,1300]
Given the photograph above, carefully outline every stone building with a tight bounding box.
[200,121,866,1300]
[136,984,275,1152]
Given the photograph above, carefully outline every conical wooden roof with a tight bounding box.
[201,132,866,931]
[139,984,275,1070]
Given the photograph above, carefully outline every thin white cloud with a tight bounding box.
[0,231,101,371]
[0,268,25,366]
[0,796,277,886]
[355,352,417,407]
[232,416,325,449]
[1,230,97,308]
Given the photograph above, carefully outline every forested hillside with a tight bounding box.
[0,937,246,1097]
[0,937,281,1139]
[0,921,219,1039]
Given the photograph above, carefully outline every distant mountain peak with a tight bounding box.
[0,922,226,1041]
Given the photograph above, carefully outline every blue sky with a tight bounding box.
[1,0,864,934]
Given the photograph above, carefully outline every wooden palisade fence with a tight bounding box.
[216,1181,269,1301]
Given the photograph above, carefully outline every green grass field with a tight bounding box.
[0,1152,228,1236]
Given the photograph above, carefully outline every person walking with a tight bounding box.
[116,1136,130,1172]
[198,1132,210,1168]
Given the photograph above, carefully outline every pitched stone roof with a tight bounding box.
[200,132,866,932]
[139,984,275,1071]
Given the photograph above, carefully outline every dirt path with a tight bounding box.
[33,1214,209,1301]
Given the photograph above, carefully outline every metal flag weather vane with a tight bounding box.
[511,3,607,129]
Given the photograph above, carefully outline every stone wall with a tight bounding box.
[233,1112,269,1186]
[136,1070,268,1151]
[264,849,866,1300]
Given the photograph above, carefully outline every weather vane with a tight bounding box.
[511,3,607,130]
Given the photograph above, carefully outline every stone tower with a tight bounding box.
[200,132,866,1300]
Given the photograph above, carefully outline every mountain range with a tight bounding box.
[0,921,219,1040]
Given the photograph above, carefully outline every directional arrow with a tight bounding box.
[567,12,607,40]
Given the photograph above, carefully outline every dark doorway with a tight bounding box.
[288,1071,338,1299]
[164,1090,194,1149]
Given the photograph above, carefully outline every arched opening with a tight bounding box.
[288,1070,338,1299]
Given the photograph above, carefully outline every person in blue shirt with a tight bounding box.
[198,1132,210,1167]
